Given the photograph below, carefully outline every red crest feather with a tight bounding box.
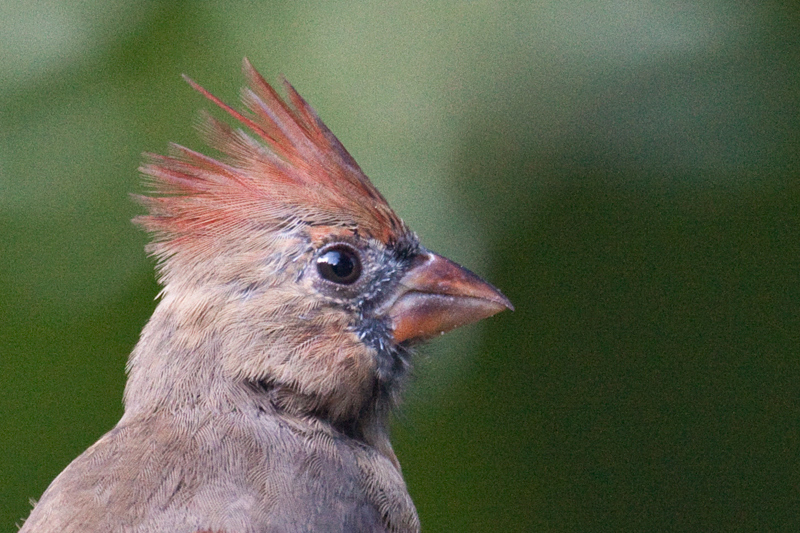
[135,58,406,262]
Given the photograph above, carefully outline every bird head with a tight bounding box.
[129,59,511,436]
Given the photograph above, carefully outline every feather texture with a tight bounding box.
[136,58,406,275]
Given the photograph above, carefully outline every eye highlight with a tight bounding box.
[316,244,362,285]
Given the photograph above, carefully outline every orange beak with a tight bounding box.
[384,250,513,343]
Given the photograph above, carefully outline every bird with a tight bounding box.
[19,58,512,533]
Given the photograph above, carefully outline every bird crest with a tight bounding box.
[136,59,406,266]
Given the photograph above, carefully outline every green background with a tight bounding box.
[2,2,799,531]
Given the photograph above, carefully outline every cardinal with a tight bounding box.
[20,59,511,533]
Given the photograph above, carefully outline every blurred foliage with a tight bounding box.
[2,1,799,531]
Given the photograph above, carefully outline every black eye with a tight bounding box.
[316,245,362,285]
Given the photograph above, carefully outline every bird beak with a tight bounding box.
[385,250,513,344]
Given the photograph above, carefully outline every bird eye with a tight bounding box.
[316,245,362,285]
